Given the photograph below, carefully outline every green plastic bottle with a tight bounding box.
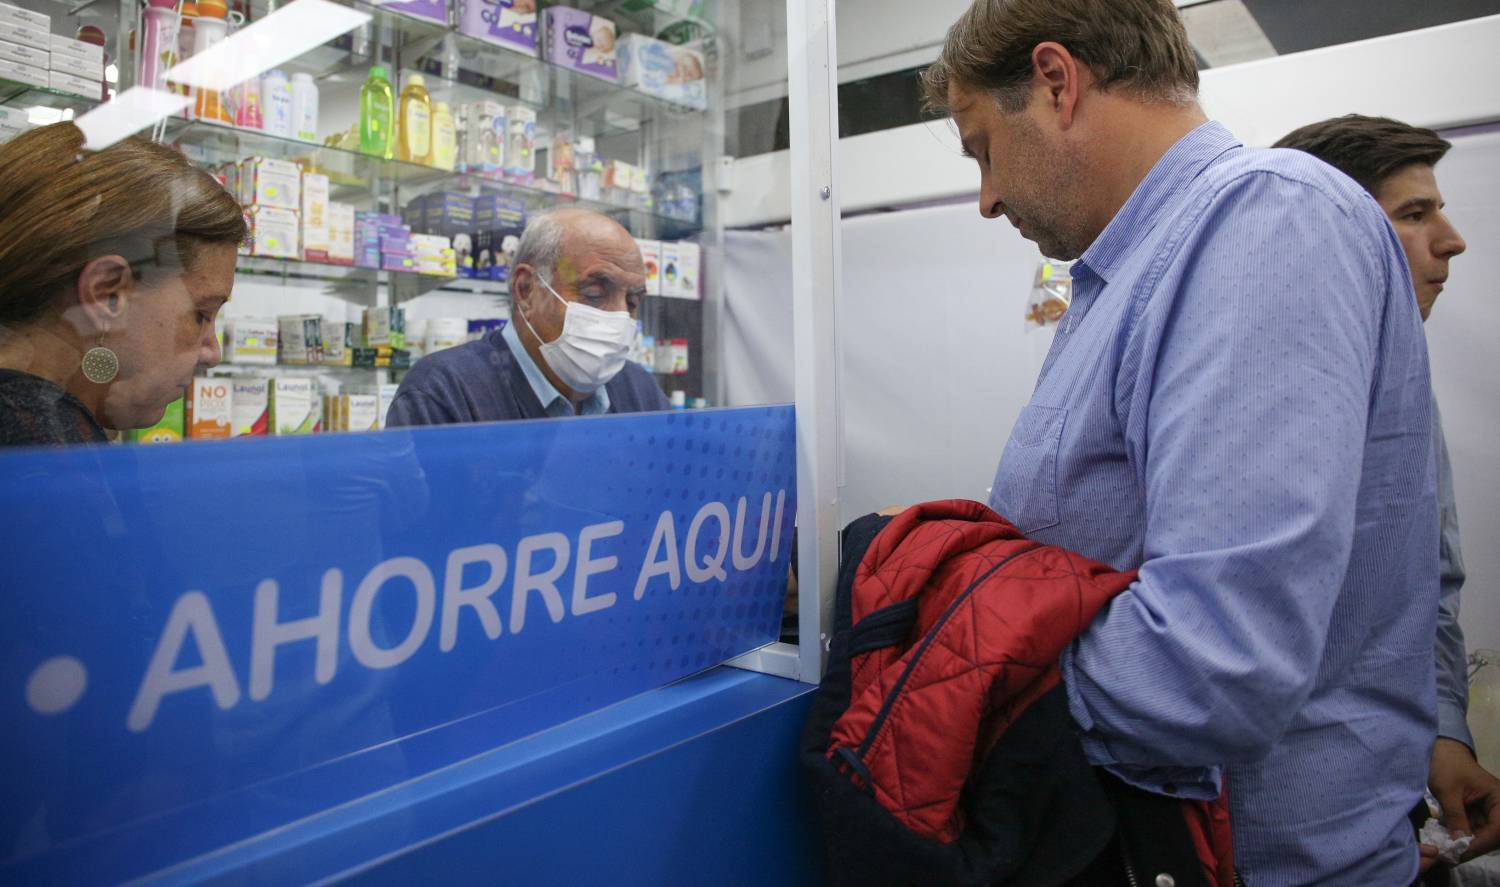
[359,66,395,160]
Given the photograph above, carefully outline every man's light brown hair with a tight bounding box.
[921,0,1199,115]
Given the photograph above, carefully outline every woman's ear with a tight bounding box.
[74,255,133,336]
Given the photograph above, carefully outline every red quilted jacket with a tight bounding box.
[819,500,1234,886]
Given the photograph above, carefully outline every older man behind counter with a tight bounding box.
[386,208,669,427]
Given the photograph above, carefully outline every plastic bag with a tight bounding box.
[1024,258,1073,332]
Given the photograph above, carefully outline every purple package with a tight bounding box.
[456,0,537,56]
[381,0,446,25]
[542,7,617,83]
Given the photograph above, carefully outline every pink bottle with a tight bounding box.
[137,0,179,93]
[234,75,263,129]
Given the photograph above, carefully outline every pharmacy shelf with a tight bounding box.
[236,255,508,302]
[0,79,100,117]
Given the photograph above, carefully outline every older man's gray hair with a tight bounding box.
[512,208,571,281]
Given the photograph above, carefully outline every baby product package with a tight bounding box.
[185,377,233,439]
[381,0,444,25]
[457,0,536,55]
[269,377,317,435]
[231,378,269,436]
[542,7,617,82]
[670,240,699,300]
[659,240,680,298]
[459,101,506,174]
[616,34,706,109]
[328,202,356,265]
[504,105,536,180]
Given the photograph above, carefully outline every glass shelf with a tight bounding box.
[0,79,101,120]
[236,255,508,300]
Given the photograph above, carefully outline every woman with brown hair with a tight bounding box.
[0,122,246,446]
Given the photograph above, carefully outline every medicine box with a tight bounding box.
[248,206,300,259]
[277,314,323,365]
[231,378,269,435]
[0,57,48,89]
[378,383,399,429]
[300,172,330,261]
[0,105,28,142]
[322,320,352,366]
[344,394,379,432]
[637,239,661,296]
[0,38,47,68]
[49,34,103,65]
[48,70,99,99]
[659,241,680,298]
[672,241,700,300]
[222,317,278,364]
[0,2,51,32]
[48,43,101,80]
[328,202,355,265]
[239,157,301,210]
[269,377,317,435]
[364,305,405,349]
[185,377,234,439]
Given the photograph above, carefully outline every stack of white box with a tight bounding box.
[48,33,103,100]
[0,2,52,90]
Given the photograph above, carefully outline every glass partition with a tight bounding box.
[0,0,824,880]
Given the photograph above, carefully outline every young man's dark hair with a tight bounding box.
[1273,114,1450,194]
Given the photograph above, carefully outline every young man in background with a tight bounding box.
[1278,115,1498,873]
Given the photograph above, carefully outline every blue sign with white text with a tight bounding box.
[0,406,796,874]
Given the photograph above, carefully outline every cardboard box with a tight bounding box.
[424,317,468,354]
[474,195,525,281]
[48,34,103,65]
[364,305,405,349]
[277,314,323,365]
[459,101,505,174]
[0,104,28,142]
[504,105,536,180]
[0,1,51,31]
[659,240,680,298]
[222,317,278,364]
[673,241,699,300]
[617,34,705,109]
[185,377,234,439]
[322,320,352,366]
[637,239,661,296]
[126,397,185,443]
[379,0,444,25]
[269,377,316,435]
[301,172,330,261]
[231,378,269,435]
[0,38,47,68]
[328,202,355,265]
[248,206,300,260]
[47,69,98,99]
[0,57,47,88]
[541,6,618,83]
[239,156,301,210]
[378,383,399,429]
[456,0,536,55]
[48,47,101,80]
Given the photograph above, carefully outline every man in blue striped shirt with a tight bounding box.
[925,2,1438,884]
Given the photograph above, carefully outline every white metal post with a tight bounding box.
[788,0,843,683]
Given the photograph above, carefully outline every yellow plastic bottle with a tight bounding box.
[431,100,456,171]
[397,73,432,165]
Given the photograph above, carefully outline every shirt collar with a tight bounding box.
[1075,120,1241,284]
[501,319,611,416]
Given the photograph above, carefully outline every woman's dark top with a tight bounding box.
[0,369,108,447]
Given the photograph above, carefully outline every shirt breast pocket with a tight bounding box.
[991,405,1067,534]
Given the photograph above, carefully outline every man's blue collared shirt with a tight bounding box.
[989,122,1438,886]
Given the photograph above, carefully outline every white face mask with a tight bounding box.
[519,274,637,394]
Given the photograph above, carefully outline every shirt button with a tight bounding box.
[1155,875,1176,887]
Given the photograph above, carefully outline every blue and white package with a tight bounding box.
[616,34,706,110]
